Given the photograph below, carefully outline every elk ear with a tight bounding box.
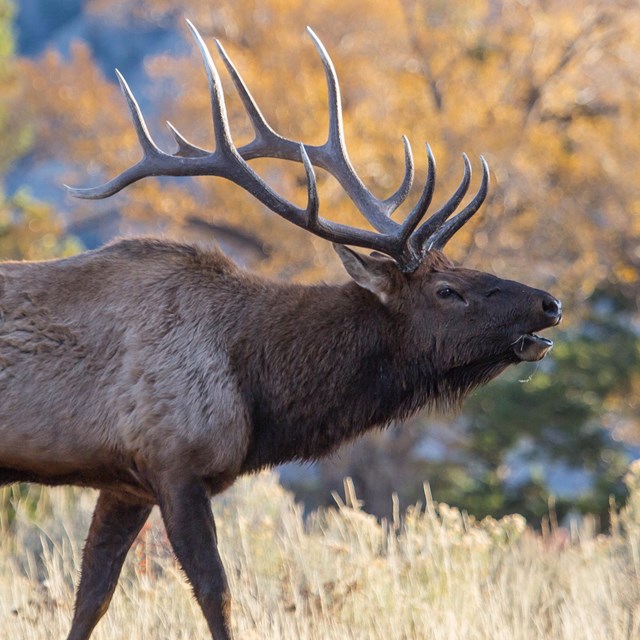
[333,243,397,301]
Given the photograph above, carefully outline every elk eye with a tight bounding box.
[437,286,458,299]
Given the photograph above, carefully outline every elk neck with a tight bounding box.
[228,278,437,472]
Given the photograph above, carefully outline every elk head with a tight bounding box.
[67,21,561,381]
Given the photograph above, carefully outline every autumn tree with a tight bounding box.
[0,0,79,260]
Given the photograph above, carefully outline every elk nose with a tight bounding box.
[542,295,562,324]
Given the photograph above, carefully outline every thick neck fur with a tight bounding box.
[230,279,441,471]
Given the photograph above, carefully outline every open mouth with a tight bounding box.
[512,333,554,362]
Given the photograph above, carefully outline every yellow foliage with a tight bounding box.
[0,189,82,260]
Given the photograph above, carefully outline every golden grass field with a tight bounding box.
[2,466,640,640]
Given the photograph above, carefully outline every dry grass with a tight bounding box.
[2,466,640,640]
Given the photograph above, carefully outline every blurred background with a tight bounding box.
[1,0,639,527]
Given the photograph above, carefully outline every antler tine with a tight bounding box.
[306,28,410,233]
[425,156,490,252]
[65,70,171,199]
[185,20,237,158]
[213,38,291,159]
[166,121,209,158]
[115,70,161,158]
[388,135,415,214]
[398,144,436,244]
[408,153,472,250]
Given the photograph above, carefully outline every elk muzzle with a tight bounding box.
[513,293,562,362]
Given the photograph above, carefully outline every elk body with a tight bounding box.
[0,23,561,640]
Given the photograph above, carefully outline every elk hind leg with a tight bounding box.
[66,490,152,640]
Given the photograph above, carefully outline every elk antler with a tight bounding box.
[66,20,489,272]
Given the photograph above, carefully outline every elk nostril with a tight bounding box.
[542,296,562,321]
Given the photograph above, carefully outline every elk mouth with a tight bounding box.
[512,333,554,362]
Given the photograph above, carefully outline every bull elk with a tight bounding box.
[0,21,561,640]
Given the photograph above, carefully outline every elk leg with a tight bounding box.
[66,490,152,640]
[157,477,233,640]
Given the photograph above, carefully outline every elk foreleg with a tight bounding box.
[157,476,233,640]
[66,490,152,640]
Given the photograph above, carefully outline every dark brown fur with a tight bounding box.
[0,237,561,639]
